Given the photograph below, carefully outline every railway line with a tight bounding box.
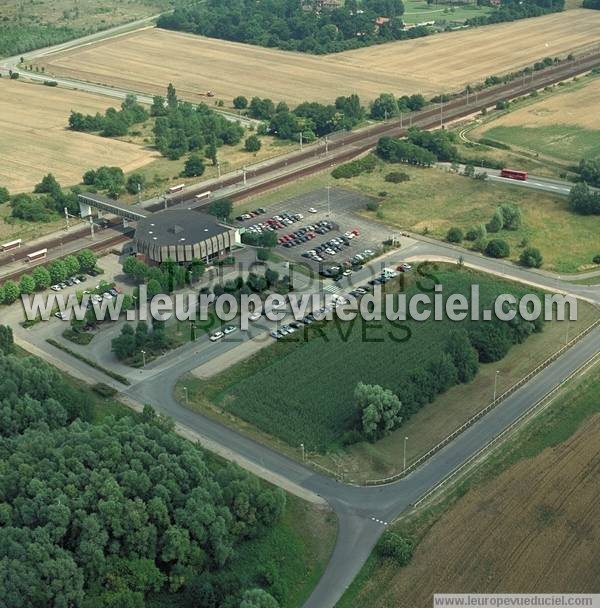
[2,47,600,283]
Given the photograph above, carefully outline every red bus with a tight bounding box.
[168,183,186,194]
[1,239,22,252]
[500,168,528,181]
[26,248,48,262]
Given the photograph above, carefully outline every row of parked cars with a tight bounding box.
[279,220,335,248]
[301,228,360,261]
[235,208,266,222]
[319,248,375,277]
[50,274,88,291]
[244,211,304,235]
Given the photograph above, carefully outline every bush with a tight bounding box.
[366,200,380,212]
[384,171,410,183]
[377,532,414,566]
[520,247,543,268]
[485,239,510,259]
[446,227,464,243]
[92,383,118,398]
[592,254,600,264]
[331,154,377,179]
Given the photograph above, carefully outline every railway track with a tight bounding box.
[2,47,600,283]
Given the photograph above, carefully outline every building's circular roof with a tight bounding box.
[135,209,229,246]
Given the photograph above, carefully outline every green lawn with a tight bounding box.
[183,269,543,453]
[481,124,600,163]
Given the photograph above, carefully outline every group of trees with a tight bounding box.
[9,173,82,221]
[69,94,149,137]
[583,0,600,8]
[376,128,458,166]
[577,159,600,188]
[82,166,126,197]
[0,340,284,607]
[157,0,430,55]
[369,93,426,120]
[247,93,364,142]
[212,267,281,300]
[486,203,522,233]
[0,249,96,306]
[122,256,206,298]
[153,84,244,160]
[351,311,543,441]
[568,182,600,215]
[112,319,173,363]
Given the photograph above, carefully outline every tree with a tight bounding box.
[48,259,68,284]
[499,203,522,230]
[568,182,600,215]
[126,173,146,195]
[0,325,14,354]
[150,95,167,117]
[77,249,97,273]
[32,266,52,291]
[208,198,233,220]
[147,279,163,300]
[446,227,463,243]
[485,239,510,258]
[445,330,479,383]
[245,135,262,153]
[370,93,399,120]
[487,208,504,233]
[166,82,178,109]
[469,321,513,363]
[578,158,600,187]
[64,255,80,277]
[19,274,35,295]
[355,382,403,441]
[256,249,269,263]
[239,588,279,608]
[233,95,248,110]
[34,173,61,197]
[377,532,414,566]
[182,154,205,178]
[520,246,543,268]
[2,280,20,304]
[0,186,9,204]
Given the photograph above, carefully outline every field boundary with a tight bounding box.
[412,347,600,508]
[362,317,600,486]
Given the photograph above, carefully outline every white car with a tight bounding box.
[209,331,224,342]
[223,325,237,335]
[248,312,261,322]
[54,311,68,320]
[103,292,113,300]
[342,269,353,276]
[50,285,61,291]
[308,207,318,213]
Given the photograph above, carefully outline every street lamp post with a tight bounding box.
[183,386,188,405]
[493,370,500,402]
[300,443,305,463]
[141,349,146,368]
[326,185,331,218]
[403,436,408,472]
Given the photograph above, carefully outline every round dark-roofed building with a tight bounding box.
[135,209,239,264]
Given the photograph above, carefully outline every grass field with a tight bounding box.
[472,76,600,163]
[338,362,600,608]
[0,79,156,193]
[235,162,600,273]
[401,0,493,24]
[37,10,600,105]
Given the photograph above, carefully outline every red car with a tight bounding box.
[351,229,360,236]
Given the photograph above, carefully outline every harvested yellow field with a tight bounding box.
[475,76,600,133]
[38,10,600,106]
[0,79,157,193]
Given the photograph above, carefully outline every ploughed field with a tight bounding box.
[0,79,156,193]
[37,10,600,105]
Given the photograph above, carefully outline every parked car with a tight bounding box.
[223,325,237,335]
[209,331,224,342]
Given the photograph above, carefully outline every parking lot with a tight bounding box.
[235,187,390,273]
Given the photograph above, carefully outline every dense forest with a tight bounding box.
[157,0,430,54]
[0,333,285,608]
[157,0,564,54]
